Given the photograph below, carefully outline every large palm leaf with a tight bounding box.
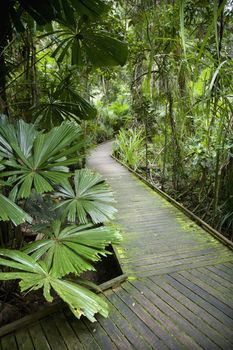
[51,27,128,67]
[22,220,121,278]
[54,169,117,223]
[42,2,128,68]
[33,80,97,126]
[0,193,32,225]
[0,249,108,322]
[0,117,81,199]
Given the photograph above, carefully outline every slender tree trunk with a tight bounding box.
[0,51,8,115]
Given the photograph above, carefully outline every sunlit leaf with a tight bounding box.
[23,220,122,278]
[0,249,108,322]
[54,169,117,223]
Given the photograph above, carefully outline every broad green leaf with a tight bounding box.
[70,0,109,18]
[0,117,80,199]
[23,220,122,278]
[54,169,117,223]
[82,33,128,67]
[0,194,32,225]
[0,249,108,322]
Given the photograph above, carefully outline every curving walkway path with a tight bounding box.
[1,141,233,350]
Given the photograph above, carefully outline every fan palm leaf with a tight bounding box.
[0,249,108,322]
[54,169,117,223]
[22,220,121,278]
[0,193,32,225]
[0,117,81,199]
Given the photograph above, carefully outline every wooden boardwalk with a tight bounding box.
[1,141,233,350]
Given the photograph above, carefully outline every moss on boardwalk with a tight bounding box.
[1,141,233,350]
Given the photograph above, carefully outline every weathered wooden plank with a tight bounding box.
[96,297,133,350]
[122,242,224,260]
[40,316,68,350]
[131,279,220,350]
[123,256,233,278]
[171,272,233,319]
[54,311,83,350]
[123,247,228,268]
[164,274,233,329]
[147,276,233,350]
[179,270,233,309]
[222,261,233,270]
[1,334,18,350]
[191,268,233,294]
[63,309,100,350]
[82,317,117,350]
[206,265,233,284]
[28,322,51,350]
[117,284,185,350]
[104,290,154,350]
[110,290,170,349]
[15,329,35,350]
[213,263,233,281]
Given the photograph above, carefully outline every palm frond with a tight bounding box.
[0,249,108,322]
[0,194,32,225]
[23,220,122,278]
[54,169,117,223]
[0,118,81,199]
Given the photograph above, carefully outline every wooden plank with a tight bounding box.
[222,261,233,271]
[191,268,233,294]
[123,247,227,267]
[63,309,100,350]
[109,290,169,349]
[96,298,133,350]
[206,265,233,284]
[54,311,83,350]
[0,302,62,338]
[1,334,18,350]
[28,322,51,350]
[199,266,233,289]
[150,274,233,343]
[179,270,233,310]
[123,255,233,278]
[82,317,117,350]
[171,272,233,319]
[40,316,68,350]
[131,279,220,350]
[164,274,233,329]
[104,290,154,350]
[98,273,127,291]
[211,263,233,279]
[15,329,35,350]
[122,242,224,261]
[119,283,199,350]
[123,250,233,271]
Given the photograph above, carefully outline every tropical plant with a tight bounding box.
[0,0,127,324]
[114,128,145,170]
[0,116,81,199]
[0,193,32,225]
[33,73,97,127]
[0,249,108,322]
[22,220,121,278]
[54,169,117,223]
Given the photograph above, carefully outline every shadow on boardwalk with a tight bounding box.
[1,142,233,350]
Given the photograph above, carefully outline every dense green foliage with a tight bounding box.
[0,0,233,324]
[0,0,127,322]
[111,0,233,240]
